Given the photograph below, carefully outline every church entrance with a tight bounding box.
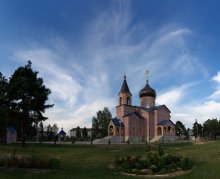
[109,125,114,135]
[157,127,162,135]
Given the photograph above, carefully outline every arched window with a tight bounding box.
[109,125,114,136]
[168,126,171,133]
[116,127,119,135]
[119,97,122,105]
[127,97,130,105]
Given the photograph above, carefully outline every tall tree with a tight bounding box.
[92,107,112,138]
[0,72,9,136]
[175,121,186,139]
[76,126,81,140]
[92,116,99,138]
[192,120,202,138]
[8,61,53,147]
[39,121,44,141]
[52,123,59,134]
[82,127,88,139]
[203,118,220,140]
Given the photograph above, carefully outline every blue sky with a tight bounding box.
[1,0,220,131]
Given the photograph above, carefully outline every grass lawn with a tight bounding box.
[0,141,220,178]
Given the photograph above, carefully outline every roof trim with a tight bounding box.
[158,120,175,126]
[123,111,144,119]
[111,118,124,127]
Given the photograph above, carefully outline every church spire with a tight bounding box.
[118,74,131,95]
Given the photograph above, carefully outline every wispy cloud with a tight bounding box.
[157,72,220,127]
[11,1,214,131]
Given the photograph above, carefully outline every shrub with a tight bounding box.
[181,157,193,170]
[114,150,193,175]
[0,150,61,170]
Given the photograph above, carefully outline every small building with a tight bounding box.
[57,128,66,142]
[6,127,17,144]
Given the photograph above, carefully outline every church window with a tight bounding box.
[119,97,122,105]
[127,97,130,105]
[109,125,114,135]
[168,126,171,133]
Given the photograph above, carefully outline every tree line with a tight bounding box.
[0,61,53,147]
[74,126,89,140]
[175,118,220,140]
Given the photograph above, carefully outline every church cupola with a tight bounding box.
[139,69,156,108]
[118,75,132,106]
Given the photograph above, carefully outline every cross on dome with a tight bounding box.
[145,68,149,83]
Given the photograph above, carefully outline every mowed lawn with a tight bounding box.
[0,141,220,179]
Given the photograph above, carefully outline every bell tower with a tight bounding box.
[118,75,132,106]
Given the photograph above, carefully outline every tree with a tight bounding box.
[92,107,112,138]
[8,61,53,147]
[76,126,81,140]
[46,124,53,140]
[82,127,88,139]
[175,121,186,139]
[203,118,220,140]
[52,123,59,134]
[192,120,202,139]
[92,116,99,138]
[0,72,9,136]
[39,122,44,142]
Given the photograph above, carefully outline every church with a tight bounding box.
[108,70,176,143]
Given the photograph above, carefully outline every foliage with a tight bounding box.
[114,146,193,175]
[76,126,81,140]
[175,121,187,139]
[0,72,9,137]
[0,147,61,169]
[181,157,193,170]
[192,120,203,138]
[0,61,53,146]
[52,123,59,134]
[203,118,220,140]
[2,141,220,178]
[6,61,53,147]
[82,127,88,139]
[92,107,112,138]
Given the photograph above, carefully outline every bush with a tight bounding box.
[114,149,193,175]
[181,157,193,170]
[0,151,61,170]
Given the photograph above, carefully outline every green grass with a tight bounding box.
[0,141,220,178]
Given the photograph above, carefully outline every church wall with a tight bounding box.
[154,110,158,137]
[123,116,130,141]
[148,112,155,140]
[116,105,135,121]
[138,109,149,141]
[156,107,170,123]
[126,114,144,142]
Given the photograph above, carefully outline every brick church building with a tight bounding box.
[108,70,176,143]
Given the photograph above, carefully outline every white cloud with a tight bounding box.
[157,80,220,128]
[10,1,212,132]
[212,71,220,84]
